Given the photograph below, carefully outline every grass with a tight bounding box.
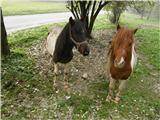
[2,14,160,119]
[137,29,160,70]
[2,0,68,16]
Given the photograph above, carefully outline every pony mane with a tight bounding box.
[112,28,134,52]
[54,23,73,56]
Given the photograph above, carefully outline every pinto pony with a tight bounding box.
[106,24,138,103]
[46,17,89,75]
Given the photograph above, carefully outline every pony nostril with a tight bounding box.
[87,50,90,54]
[85,51,89,55]
[114,59,118,65]
[84,50,89,56]
[120,60,125,66]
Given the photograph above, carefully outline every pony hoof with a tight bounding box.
[64,72,69,75]
[54,71,59,75]
[106,95,112,102]
[113,97,121,104]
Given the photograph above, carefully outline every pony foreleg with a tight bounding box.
[63,64,69,82]
[54,63,59,75]
[106,78,116,102]
[114,80,128,103]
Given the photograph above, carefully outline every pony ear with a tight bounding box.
[117,24,121,31]
[133,28,138,34]
[69,17,75,26]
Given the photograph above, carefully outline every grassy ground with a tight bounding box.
[2,0,68,16]
[2,14,160,119]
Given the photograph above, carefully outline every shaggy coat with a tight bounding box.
[106,24,138,103]
[107,26,137,80]
[46,17,89,65]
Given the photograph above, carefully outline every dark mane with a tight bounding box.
[53,23,74,63]
[56,23,73,52]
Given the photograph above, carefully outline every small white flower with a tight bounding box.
[115,109,118,112]
[65,96,71,100]
[56,90,59,93]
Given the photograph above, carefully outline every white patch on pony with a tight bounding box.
[118,57,124,65]
[131,43,137,70]
[46,27,63,56]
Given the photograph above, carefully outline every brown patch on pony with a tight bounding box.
[108,25,137,80]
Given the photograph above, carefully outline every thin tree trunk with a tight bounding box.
[87,16,96,39]
[87,1,110,39]
[147,8,153,20]
[67,1,110,39]
[1,8,10,56]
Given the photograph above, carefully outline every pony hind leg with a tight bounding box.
[114,80,128,103]
[106,77,116,102]
[63,64,69,82]
[105,52,111,80]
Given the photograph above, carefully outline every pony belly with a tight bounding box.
[57,57,73,64]
[53,51,73,64]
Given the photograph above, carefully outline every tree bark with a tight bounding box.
[87,1,110,39]
[1,8,10,56]
[109,3,123,25]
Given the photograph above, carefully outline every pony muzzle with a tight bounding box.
[77,43,90,56]
[83,48,90,56]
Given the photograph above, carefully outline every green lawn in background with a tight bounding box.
[2,0,68,16]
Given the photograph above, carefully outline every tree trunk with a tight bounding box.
[110,7,121,25]
[1,8,10,56]
[67,1,110,39]
[87,16,96,39]
[112,8,117,24]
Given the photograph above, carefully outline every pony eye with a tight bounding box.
[129,43,132,46]
[79,29,84,33]
[75,30,80,34]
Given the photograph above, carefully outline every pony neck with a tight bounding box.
[64,23,75,50]
[58,23,74,51]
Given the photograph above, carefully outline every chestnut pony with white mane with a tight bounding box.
[106,24,138,103]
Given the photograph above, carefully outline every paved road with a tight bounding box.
[4,12,73,34]
[4,11,106,34]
